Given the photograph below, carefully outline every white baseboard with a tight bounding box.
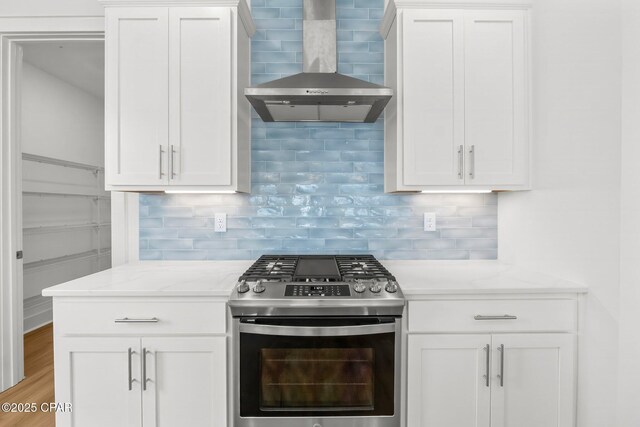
[23,295,52,333]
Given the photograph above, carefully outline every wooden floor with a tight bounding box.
[0,324,55,427]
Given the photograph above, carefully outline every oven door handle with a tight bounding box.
[238,322,396,337]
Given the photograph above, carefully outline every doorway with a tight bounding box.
[0,26,106,394]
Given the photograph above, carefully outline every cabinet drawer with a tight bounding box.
[408,299,577,333]
[54,299,226,335]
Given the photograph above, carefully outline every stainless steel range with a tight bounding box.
[229,255,404,427]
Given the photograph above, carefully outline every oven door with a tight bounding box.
[234,316,400,427]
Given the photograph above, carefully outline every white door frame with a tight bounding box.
[0,16,107,392]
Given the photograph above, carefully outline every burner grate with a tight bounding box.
[239,254,395,282]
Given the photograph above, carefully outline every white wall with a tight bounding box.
[21,61,104,166]
[618,0,640,425]
[0,0,102,17]
[498,0,622,425]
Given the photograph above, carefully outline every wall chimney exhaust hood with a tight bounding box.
[245,0,392,123]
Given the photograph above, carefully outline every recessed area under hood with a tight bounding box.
[245,0,393,123]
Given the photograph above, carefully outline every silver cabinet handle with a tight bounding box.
[474,315,518,321]
[483,344,490,387]
[127,347,135,391]
[170,145,177,179]
[159,145,165,179]
[498,344,505,387]
[115,317,159,323]
[457,145,463,179]
[468,145,475,179]
[142,348,148,391]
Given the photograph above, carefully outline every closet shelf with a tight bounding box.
[23,249,112,270]
[23,223,112,234]
[22,152,104,173]
[23,191,110,200]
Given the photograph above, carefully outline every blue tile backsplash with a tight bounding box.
[139,0,498,261]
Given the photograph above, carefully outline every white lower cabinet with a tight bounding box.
[52,298,227,427]
[406,298,578,427]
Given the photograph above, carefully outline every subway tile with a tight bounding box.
[283,206,325,216]
[265,228,309,239]
[163,217,207,228]
[413,239,457,250]
[252,172,281,183]
[370,207,414,217]
[281,40,303,51]
[337,8,370,19]
[325,207,370,217]
[325,140,369,151]
[281,139,325,150]
[353,31,382,42]
[252,8,280,18]
[253,150,296,161]
[310,195,354,206]
[352,64,384,75]
[207,250,254,260]
[140,250,162,260]
[284,239,326,249]
[252,40,282,51]
[339,184,384,194]
[193,240,238,249]
[149,239,193,250]
[325,239,368,250]
[297,217,340,228]
[252,73,283,84]
[309,228,353,239]
[339,217,384,228]
[265,62,303,74]
[295,184,342,194]
[340,151,384,162]
[266,29,302,41]
[265,0,300,7]
[280,172,324,184]
[337,41,370,53]
[440,228,497,239]
[369,239,412,250]
[238,239,283,249]
[253,19,296,30]
[256,206,284,216]
[280,7,302,18]
[296,151,341,162]
[354,0,382,8]
[355,129,384,140]
[354,228,397,238]
[266,161,309,172]
[252,51,297,63]
[457,206,499,217]
[140,228,178,239]
[266,128,310,139]
[222,228,267,239]
[337,0,355,7]
[353,162,383,173]
[337,30,354,41]
[325,173,369,184]
[140,218,163,228]
[308,162,354,173]
[368,42,384,52]
[456,239,498,250]
[369,8,384,19]
[310,128,355,139]
[252,217,297,228]
[148,206,193,217]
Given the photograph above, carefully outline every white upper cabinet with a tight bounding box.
[103,0,254,192]
[381,0,531,192]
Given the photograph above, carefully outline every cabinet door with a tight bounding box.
[168,8,232,186]
[105,8,169,186]
[401,10,465,186]
[407,334,491,427]
[55,337,141,427]
[491,334,576,427]
[464,11,528,186]
[141,337,226,427]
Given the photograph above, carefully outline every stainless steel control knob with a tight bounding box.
[237,280,250,293]
[385,281,398,293]
[253,281,266,293]
[353,282,367,293]
[370,283,382,293]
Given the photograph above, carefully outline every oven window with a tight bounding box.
[260,348,374,410]
[239,323,396,418]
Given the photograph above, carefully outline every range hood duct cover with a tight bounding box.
[245,0,392,123]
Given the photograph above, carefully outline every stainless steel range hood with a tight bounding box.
[245,0,392,123]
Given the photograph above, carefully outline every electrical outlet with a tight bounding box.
[214,213,227,232]
[424,212,436,231]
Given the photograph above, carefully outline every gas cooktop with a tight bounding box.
[229,255,405,317]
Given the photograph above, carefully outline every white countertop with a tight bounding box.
[41,261,254,297]
[42,260,587,298]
